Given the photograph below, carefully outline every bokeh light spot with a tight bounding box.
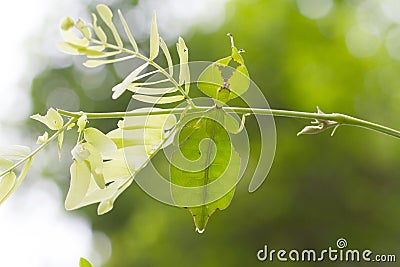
[346,26,381,58]
[297,0,333,19]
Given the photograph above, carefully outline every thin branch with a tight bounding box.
[0,117,77,178]
[57,107,400,139]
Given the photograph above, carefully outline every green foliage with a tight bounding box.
[198,34,250,104]
[13,1,400,267]
[3,5,400,255]
[61,106,178,215]
[48,4,250,229]
[79,257,93,267]
[0,145,33,204]
[30,108,64,130]
[0,172,16,203]
[149,11,160,61]
[170,109,241,232]
[57,4,190,104]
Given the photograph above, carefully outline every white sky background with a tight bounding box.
[0,1,101,266]
[0,0,230,267]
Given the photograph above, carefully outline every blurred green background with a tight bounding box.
[28,0,400,266]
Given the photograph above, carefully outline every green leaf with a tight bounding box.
[129,78,170,87]
[118,9,139,52]
[58,43,106,57]
[111,62,149,99]
[71,143,90,162]
[97,178,133,215]
[75,19,91,39]
[0,172,16,203]
[67,123,76,130]
[57,42,81,55]
[96,4,113,25]
[176,37,190,93]
[61,17,74,31]
[82,48,105,58]
[0,145,31,161]
[79,257,94,267]
[61,29,89,47]
[197,63,225,101]
[118,108,177,130]
[149,11,159,60]
[0,158,34,205]
[159,37,173,75]
[223,112,240,133]
[132,94,184,104]
[0,158,14,171]
[72,159,133,213]
[36,131,49,144]
[31,108,64,130]
[86,50,121,59]
[197,37,250,104]
[103,159,132,181]
[75,179,120,209]
[107,128,164,149]
[227,63,250,98]
[16,158,33,187]
[84,128,117,156]
[91,13,107,43]
[96,4,123,47]
[128,85,178,95]
[83,143,105,189]
[58,131,64,160]
[65,160,91,210]
[77,115,87,132]
[83,55,135,68]
[170,109,240,232]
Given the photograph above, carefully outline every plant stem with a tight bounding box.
[0,117,77,178]
[58,107,400,139]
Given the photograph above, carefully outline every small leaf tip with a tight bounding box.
[196,227,205,234]
[227,33,235,48]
